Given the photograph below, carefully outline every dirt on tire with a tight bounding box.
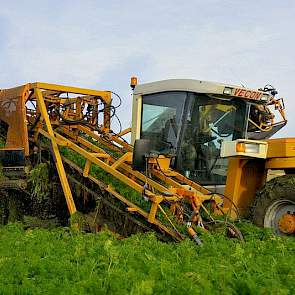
[252,175,295,227]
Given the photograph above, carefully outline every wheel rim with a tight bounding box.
[264,199,295,235]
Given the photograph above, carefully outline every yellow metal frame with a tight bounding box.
[35,89,77,215]
[23,82,225,239]
[30,82,112,104]
[0,81,245,240]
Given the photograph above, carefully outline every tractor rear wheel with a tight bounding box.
[252,175,295,235]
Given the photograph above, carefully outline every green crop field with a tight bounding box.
[0,222,294,295]
[0,142,294,294]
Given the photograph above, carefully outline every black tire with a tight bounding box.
[252,175,295,232]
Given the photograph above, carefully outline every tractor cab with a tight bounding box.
[131,79,286,186]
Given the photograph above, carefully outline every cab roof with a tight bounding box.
[134,79,271,102]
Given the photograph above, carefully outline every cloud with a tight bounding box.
[0,0,294,136]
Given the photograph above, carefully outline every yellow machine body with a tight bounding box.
[0,81,230,242]
[224,138,295,217]
[0,79,293,238]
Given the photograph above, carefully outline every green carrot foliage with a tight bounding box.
[0,222,294,294]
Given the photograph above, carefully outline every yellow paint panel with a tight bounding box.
[267,138,295,158]
[0,84,30,155]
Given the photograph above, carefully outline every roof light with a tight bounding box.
[223,87,232,95]
[261,94,269,101]
[130,76,138,90]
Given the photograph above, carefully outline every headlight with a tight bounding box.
[236,142,260,153]
[221,139,268,159]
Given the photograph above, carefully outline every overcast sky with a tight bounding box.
[0,1,294,137]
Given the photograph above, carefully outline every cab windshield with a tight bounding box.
[141,91,248,185]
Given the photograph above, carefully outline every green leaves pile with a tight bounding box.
[0,222,294,294]
[28,163,50,200]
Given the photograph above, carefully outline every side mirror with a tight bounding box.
[132,139,153,171]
